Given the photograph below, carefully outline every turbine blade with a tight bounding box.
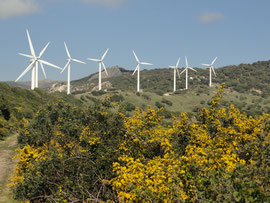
[212,66,217,77]
[18,53,34,59]
[64,42,71,58]
[185,56,189,67]
[61,60,70,73]
[40,62,47,79]
[39,60,62,70]
[179,68,186,75]
[132,64,139,76]
[189,67,197,72]
[102,62,108,76]
[211,57,217,65]
[141,62,153,66]
[169,66,175,68]
[176,57,180,67]
[15,60,35,82]
[72,58,86,64]
[176,68,181,78]
[39,42,50,58]
[26,29,36,57]
[87,58,100,62]
[132,50,140,63]
[201,63,210,66]
[101,48,109,60]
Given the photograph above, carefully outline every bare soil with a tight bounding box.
[0,134,18,202]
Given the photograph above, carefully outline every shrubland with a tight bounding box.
[11,84,270,202]
[0,82,80,139]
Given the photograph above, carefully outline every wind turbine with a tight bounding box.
[201,57,217,87]
[61,42,86,95]
[87,48,109,91]
[15,29,62,90]
[132,50,153,92]
[180,56,197,90]
[169,57,181,92]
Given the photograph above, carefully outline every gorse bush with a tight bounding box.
[12,84,270,202]
[110,84,269,202]
[12,98,124,202]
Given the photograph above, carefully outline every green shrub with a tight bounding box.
[155,101,164,109]
[85,95,98,104]
[153,90,163,96]
[0,117,9,139]
[110,94,124,102]
[14,99,124,201]
[124,102,135,112]
[92,90,106,96]
[142,94,151,100]
[161,98,173,106]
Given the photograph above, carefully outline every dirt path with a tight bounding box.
[0,134,18,203]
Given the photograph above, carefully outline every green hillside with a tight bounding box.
[68,60,270,95]
[77,86,270,121]
[0,82,81,139]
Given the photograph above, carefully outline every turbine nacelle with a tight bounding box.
[86,48,110,90]
[201,57,217,77]
[131,50,153,92]
[132,50,153,75]
[87,48,109,76]
[169,57,181,78]
[180,56,197,76]
[61,42,85,74]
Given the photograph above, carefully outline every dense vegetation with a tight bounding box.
[0,82,80,139]
[11,84,269,202]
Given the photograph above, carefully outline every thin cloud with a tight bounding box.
[81,0,125,7]
[199,12,224,23]
[0,0,40,19]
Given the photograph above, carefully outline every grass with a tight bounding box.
[76,86,270,118]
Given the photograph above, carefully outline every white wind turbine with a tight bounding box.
[87,48,109,91]
[15,29,62,90]
[180,56,197,90]
[61,42,86,95]
[169,57,181,92]
[132,50,153,92]
[201,57,217,87]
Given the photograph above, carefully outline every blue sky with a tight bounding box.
[0,0,270,81]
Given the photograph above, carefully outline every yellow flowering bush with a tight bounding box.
[12,85,270,202]
[110,84,270,202]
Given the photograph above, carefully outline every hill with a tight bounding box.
[7,60,270,96]
[7,79,60,90]
[45,60,270,96]
[0,82,81,139]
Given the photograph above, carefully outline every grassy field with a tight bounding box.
[76,85,270,118]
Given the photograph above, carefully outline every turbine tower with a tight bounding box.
[61,42,85,95]
[180,56,197,90]
[201,57,217,87]
[132,50,153,92]
[15,29,61,89]
[87,49,109,91]
[169,57,181,92]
